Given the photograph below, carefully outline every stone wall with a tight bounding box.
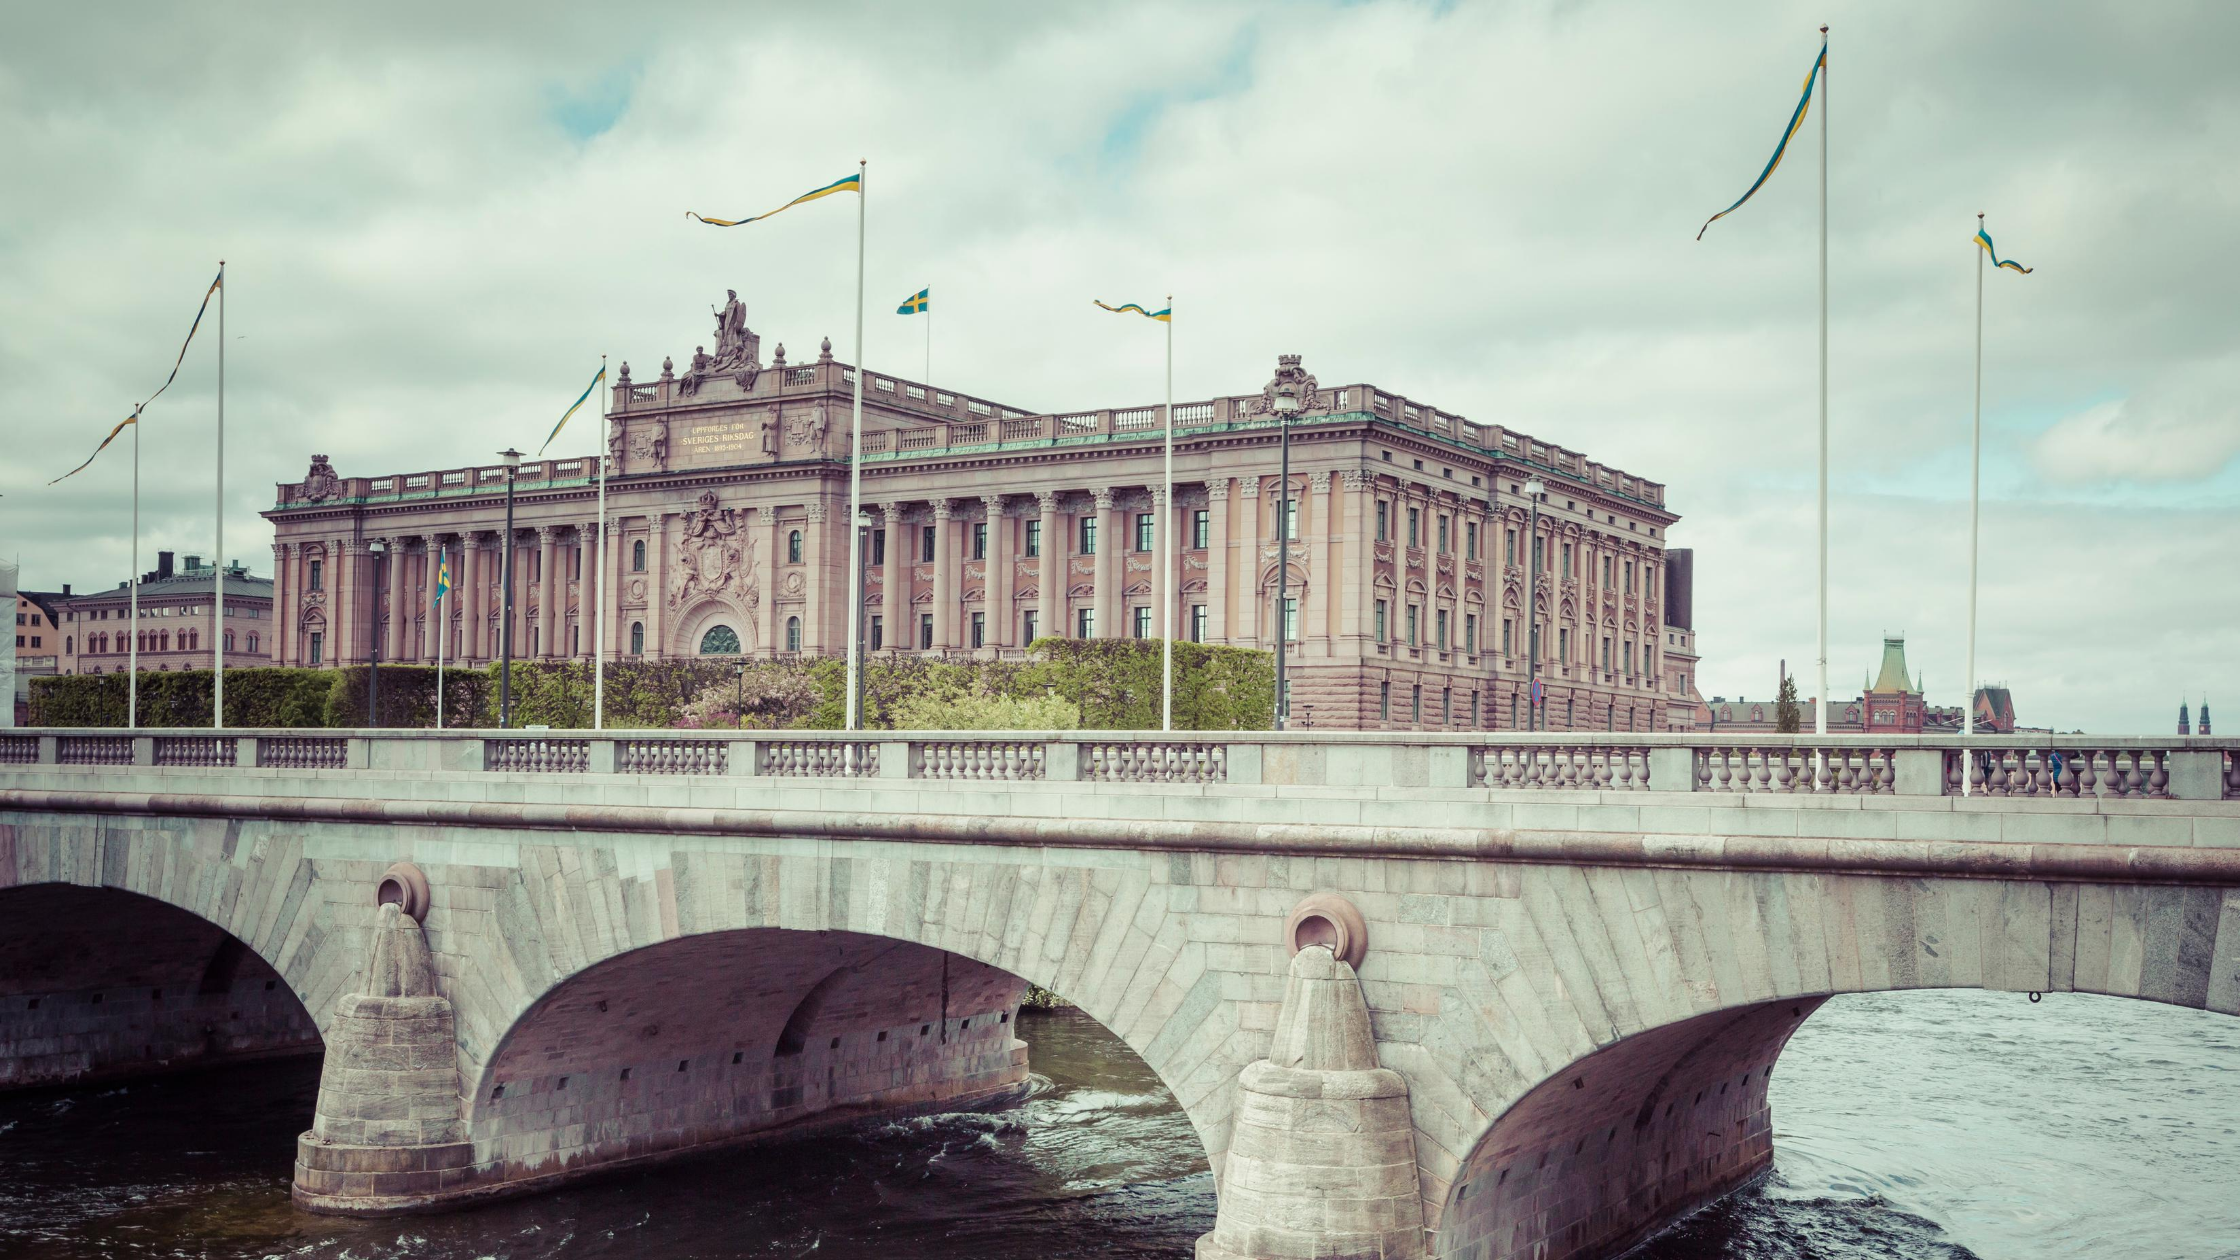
[0,883,321,1089]
[467,927,1026,1195]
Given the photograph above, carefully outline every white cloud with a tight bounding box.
[2032,355,2240,484]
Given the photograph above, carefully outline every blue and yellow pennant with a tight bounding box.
[539,363,607,455]
[52,267,223,484]
[1975,226,2032,274]
[688,173,861,227]
[1697,40,1827,240]
[433,550,453,605]
[1094,299,1170,322]
[897,287,929,314]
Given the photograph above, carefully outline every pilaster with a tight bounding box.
[983,495,1010,647]
[804,501,829,652]
[931,499,955,649]
[1092,488,1120,639]
[1205,479,1231,642]
[1035,492,1060,644]
[882,502,908,651]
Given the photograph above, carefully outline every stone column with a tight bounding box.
[647,514,671,659]
[1035,492,1060,644]
[1205,479,1231,642]
[882,502,908,651]
[1238,479,1263,645]
[270,543,292,664]
[574,522,596,659]
[1339,471,1372,648]
[1092,487,1119,639]
[1305,472,1333,651]
[803,501,828,653]
[930,499,955,649]
[531,527,555,659]
[760,506,783,656]
[337,538,366,666]
[983,495,1010,647]
[379,538,405,665]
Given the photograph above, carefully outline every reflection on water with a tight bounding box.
[0,993,2232,1259]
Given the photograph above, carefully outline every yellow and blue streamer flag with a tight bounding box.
[51,267,223,484]
[538,363,607,455]
[433,550,452,606]
[897,288,929,315]
[1975,227,2032,274]
[1697,40,1826,240]
[1094,299,1171,322]
[687,173,861,227]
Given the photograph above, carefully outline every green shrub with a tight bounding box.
[28,668,340,728]
[324,665,490,729]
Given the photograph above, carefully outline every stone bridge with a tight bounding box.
[1,728,2235,1260]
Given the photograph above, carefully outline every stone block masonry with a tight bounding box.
[0,882,319,1090]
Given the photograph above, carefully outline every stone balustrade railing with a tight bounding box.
[1,729,2233,799]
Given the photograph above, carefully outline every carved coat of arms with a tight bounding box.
[669,491,761,638]
[302,455,341,503]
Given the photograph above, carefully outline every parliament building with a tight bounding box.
[263,293,1702,731]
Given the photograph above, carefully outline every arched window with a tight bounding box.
[65,636,73,654]
[630,621,644,655]
[247,633,259,654]
[699,625,741,655]
[787,530,803,564]
[785,616,801,652]
[223,630,234,652]
[632,540,646,572]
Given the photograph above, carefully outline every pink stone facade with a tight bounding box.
[263,301,1696,731]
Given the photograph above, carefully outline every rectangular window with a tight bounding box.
[1563,542,1574,576]
[1602,555,1612,586]
[1441,688,1451,723]
[1379,682,1391,720]
[1406,605,1419,646]
[1504,530,1516,565]
[309,631,324,664]
[972,523,988,561]
[1079,518,1096,555]
[872,529,886,566]
[1076,607,1096,638]
[1437,516,1450,554]
[1467,521,1479,557]
[1134,513,1154,552]
[1625,560,1636,591]
[1189,605,1207,643]
[1407,508,1420,547]
[1559,627,1571,661]
[970,611,985,648]
[1376,501,1389,542]
[1374,599,1388,644]
[1191,510,1210,550]
[921,526,937,564]
[1282,498,1299,541]
[1502,619,1513,655]
[1436,609,1449,650]
[1465,614,1477,655]
[1535,536,1546,570]
[1022,609,1039,642]
[919,613,934,649]
[1281,597,1299,642]
[308,560,323,591]
[1625,642,1635,675]
[1470,690,1480,728]
[869,615,884,651]
[1025,521,1041,557]
[1411,685,1422,722]
[1602,637,1612,669]
[1132,606,1152,639]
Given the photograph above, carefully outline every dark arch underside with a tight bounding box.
[0,883,321,1090]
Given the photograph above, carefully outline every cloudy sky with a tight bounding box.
[4,1,2234,733]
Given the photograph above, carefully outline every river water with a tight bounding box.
[0,990,2231,1259]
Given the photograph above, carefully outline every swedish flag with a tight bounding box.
[433,550,452,605]
[1975,227,2033,274]
[1697,39,1827,241]
[688,173,861,227]
[897,288,929,315]
[538,364,607,456]
[1094,299,1171,322]
[51,268,223,484]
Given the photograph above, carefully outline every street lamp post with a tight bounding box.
[498,448,521,729]
[734,657,745,729]
[1524,476,1544,732]
[1271,378,1301,730]
[365,539,387,727]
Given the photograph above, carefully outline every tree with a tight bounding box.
[1775,673,1803,733]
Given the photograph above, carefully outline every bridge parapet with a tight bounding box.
[2,729,2234,801]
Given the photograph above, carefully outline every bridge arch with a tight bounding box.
[0,882,323,1090]
[1418,866,2240,1260]
[437,843,1233,1201]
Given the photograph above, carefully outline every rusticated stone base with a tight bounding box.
[291,1135,480,1214]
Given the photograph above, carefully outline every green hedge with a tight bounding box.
[29,668,337,728]
[25,642,1275,732]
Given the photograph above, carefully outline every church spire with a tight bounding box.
[2178,699,2191,736]
[2200,699,2212,736]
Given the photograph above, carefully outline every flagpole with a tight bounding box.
[1966,216,1984,754]
[129,418,139,730]
[1160,295,1174,732]
[213,260,226,729]
[594,354,608,732]
[435,543,446,730]
[1814,23,1830,746]
[843,159,867,733]
[925,294,931,387]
